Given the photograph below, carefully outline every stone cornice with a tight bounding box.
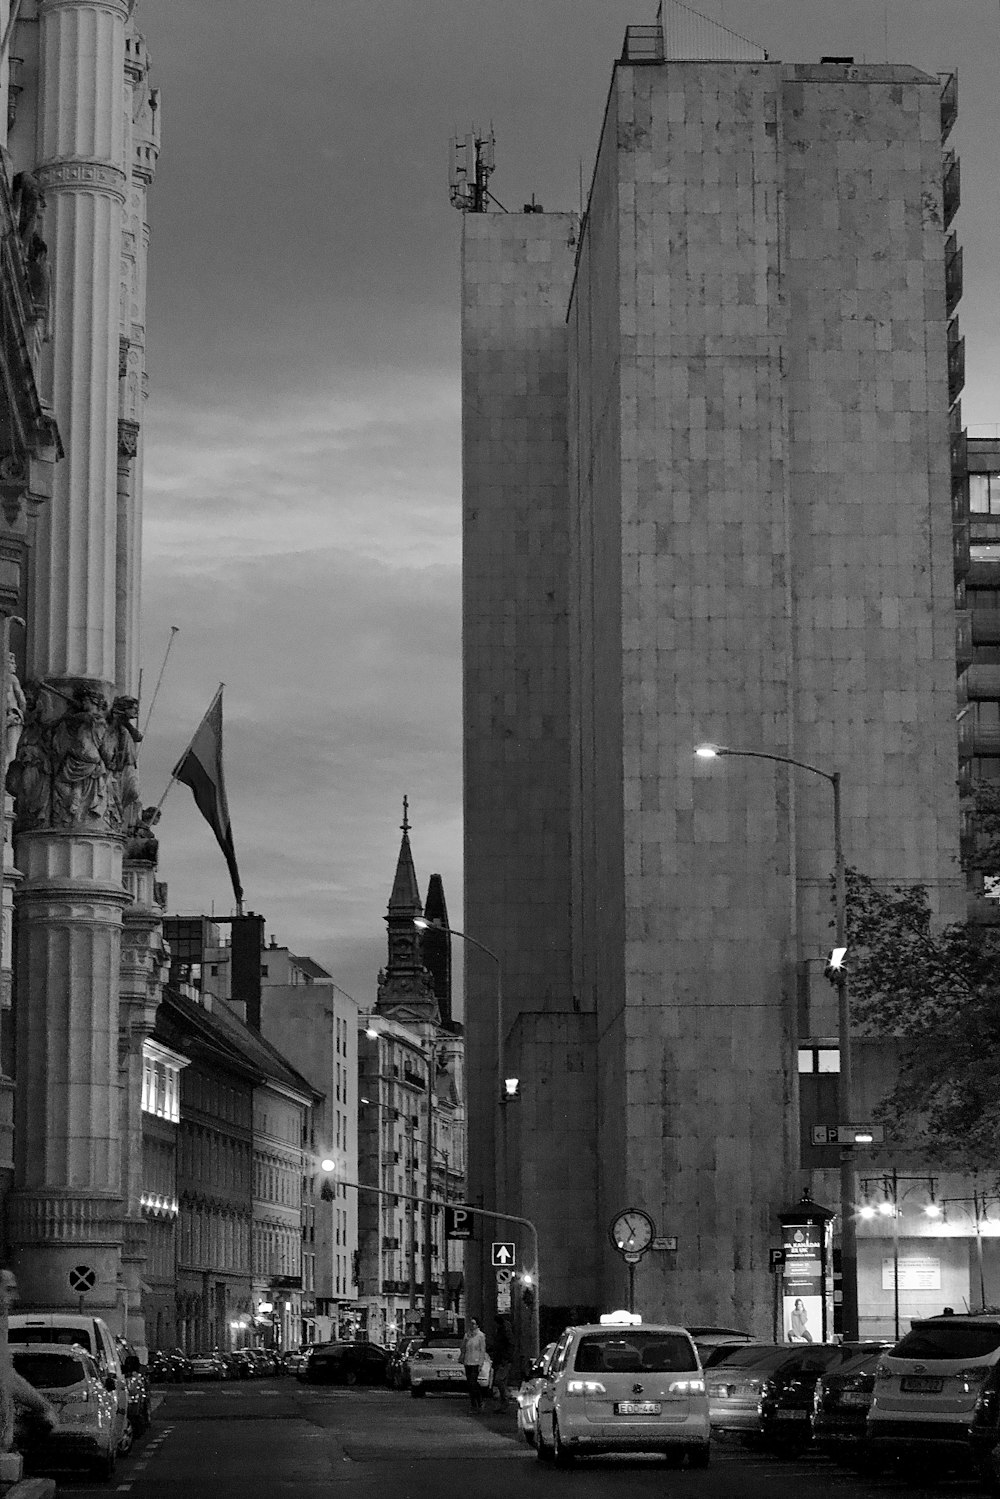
[38,0,129,16]
[35,158,128,205]
[7,1189,125,1245]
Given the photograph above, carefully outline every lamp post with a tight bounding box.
[696,743,857,1340]
[860,1171,938,1339]
[938,1189,1000,1311]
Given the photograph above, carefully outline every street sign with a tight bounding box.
[497,1285,512,1313]
[492,1242,516,1267]
[446,1206,474,1240]
[651,1236,678,1251]
[811,1124,885,1146]
[495,1269,514,1285]
[769,1248,786,1272]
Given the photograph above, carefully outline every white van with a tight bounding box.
[8,1313,129,1454]
[868,1313,1000,1469]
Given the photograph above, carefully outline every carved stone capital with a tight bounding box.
[0,452,28,526]
[34,158,128,206]
[117,418,139,459]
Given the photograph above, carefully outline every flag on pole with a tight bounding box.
[171,685,243,909]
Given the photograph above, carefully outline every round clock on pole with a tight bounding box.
[609,1209,656,1311]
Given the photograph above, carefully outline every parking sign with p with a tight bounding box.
[445,1206,473,1240]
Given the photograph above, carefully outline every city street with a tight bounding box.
[31,1379,990,1499]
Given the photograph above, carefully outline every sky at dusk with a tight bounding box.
[133,0,1000,1014]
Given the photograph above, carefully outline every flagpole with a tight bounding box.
[154,681,223,812]
[140,625,180,740]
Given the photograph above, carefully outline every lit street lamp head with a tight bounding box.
[413,917,429,930]
[695,744,727,758]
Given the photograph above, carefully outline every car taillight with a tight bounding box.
[875,1363,891,1380]
[60,1390,90,1404]
[414,1351,434,1361]
[959,1368,988,1383]
[565,1380,606,1396]
[756,1379,774,1397]
[668,1378,704,1394]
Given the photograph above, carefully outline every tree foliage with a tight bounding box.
[845,855,1000,1168]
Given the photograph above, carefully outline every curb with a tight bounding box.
[2,1481,56,1499]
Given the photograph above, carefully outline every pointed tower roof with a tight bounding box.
[419,874,453,1029]
[387,795,423,917]
[376,798,439,1024]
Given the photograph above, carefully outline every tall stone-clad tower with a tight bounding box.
[4,0,161,1326]
[462,28,963,1333]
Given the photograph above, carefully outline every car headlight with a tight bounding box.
[565,1380,606,1395]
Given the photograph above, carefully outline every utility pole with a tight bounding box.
[423,1033,435,1337]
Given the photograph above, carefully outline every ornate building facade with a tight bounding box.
[355,806,465,1341]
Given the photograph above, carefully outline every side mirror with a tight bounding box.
[105,1375,117,1393]
[123,1356,140,1375]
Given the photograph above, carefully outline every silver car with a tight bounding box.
[535,1317,710,1467]
[516,1343,556,1445]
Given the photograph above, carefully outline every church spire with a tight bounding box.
[376,798,438,1022]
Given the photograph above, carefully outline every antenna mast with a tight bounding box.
[449,126,498,212]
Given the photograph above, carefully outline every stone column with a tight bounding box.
[118,855,166,1352]
[6,0,132,1321]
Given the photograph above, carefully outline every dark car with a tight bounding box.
[220,1351,252,1380]
[758,1344,886,1448]
[116,1338,152,1439]
[148,1348,192,1383]
[387,1338,421,1390]
[811,1347,890,1466]
[969,1361,1000,1492]
[303,1341,390,1386]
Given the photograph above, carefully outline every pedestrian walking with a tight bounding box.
[461,1318,487,1411]
[491,1315,514,1406]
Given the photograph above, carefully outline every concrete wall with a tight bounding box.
[461,212,585,1310]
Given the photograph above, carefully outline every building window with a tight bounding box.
[798,1046,840,1074]
[141,1049,181,1123]
[970,473,1000,514]
[972,756,1000,781]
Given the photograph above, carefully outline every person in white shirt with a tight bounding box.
[460,1319,487,1411]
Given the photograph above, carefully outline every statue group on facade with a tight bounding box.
[4,675,150,848]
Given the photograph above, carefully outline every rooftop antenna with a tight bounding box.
[449,125,506,213]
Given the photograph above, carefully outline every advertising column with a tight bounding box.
[779,1196,835,1343]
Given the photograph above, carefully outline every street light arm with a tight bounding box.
[709,746,837,788]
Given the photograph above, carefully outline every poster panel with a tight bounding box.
[781,1220,824,1344]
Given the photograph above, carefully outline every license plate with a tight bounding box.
[840,1391,869,1407]
[615,1401,661,1415]
[901,1376,943,1393]
[775,1409,808,1420]
[438,1370,461,1379]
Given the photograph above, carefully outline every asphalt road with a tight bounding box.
[31,1379,991,1499]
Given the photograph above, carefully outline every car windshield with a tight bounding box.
[573,1332,697,1374]
[892,1323,1000,1361]
[13,1352,88,1389]
[9,1328,94,1355]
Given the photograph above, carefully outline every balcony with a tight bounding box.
[965,664,1000,699]
[940,72,958,143]
[973,610,1000,647]
[943,150,961,228]
[956,611,973,670]
[972,724,1000,756]
[945,233,963,318]
[954,519,970,578]
[948,319,965,406]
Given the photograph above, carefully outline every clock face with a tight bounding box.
[610,1209,655,1254]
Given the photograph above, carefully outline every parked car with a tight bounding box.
[8,1312,130,1457]
[302,1341,391,1386]
[148,1348,192,1383]
[686,1326,753,1367]
[116,1337,152,1441]
[408,1334,492,1398]
[535,1315,710,1466]
[516,1342,556,1446]
[219,1351,252,1380]
[969,1360,1000,1492]
[757,1343,883,1448]
[281,1349,308,1376]
[811,1347,890,1465]
[387,1338,421,1390]
[188,1351,227,1381]
[13,1342,121,1480]
[868,1313,1000,1474]
[706,1343,788,1442]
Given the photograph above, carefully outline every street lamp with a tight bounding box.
[860,1171,938,1339]
[695,742,857,1340]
